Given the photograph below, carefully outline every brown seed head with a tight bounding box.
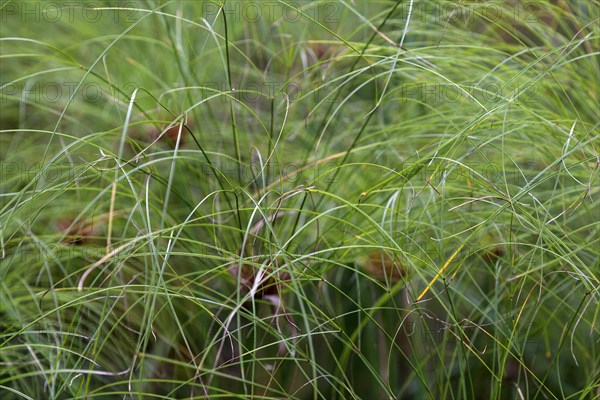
[358,251,406,283]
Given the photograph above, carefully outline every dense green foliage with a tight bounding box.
[1,1,599,399]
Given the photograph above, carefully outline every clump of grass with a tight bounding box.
[1,1,599,399]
